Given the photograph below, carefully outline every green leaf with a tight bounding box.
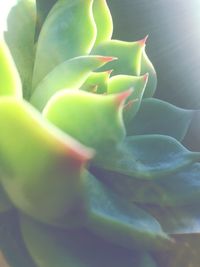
[20,215,148,267]
[91,39,145,76]
[0,39,22,98]
[107,74,148,121]
[0,97,93,225]
[142,205,200,236]
[43,89,130,153]
[127,98,195,141]
[33,0,97,87]
[84,172,171,250]
[92,163,200,207]
[31,55,113,111]
[94,135,200,179]
[92,0,113,47]
[80,70,111,94]
[4,0,36,100]
[141,48,157,97]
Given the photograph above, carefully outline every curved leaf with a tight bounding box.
[127,98,195,141]
[43,89,131,153]
[141,49,157,97]
[91,39,145,76]
[80,70,111,94]
[0,97,93,224]
[33,0,97,87]
[94,135,200,179]
[142,205,200,236]
[20,215,147,267]
[92,0,113,47]
[92,163,200,207]
[0,38,22,98]
[84,172,171,250]
[4,0,36,99]
[108,74,148,121]
[31,55,114,110]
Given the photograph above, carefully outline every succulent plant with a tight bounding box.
[1,0,200,266]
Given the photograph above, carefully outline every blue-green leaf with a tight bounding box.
[127,98,195,141]
[94,135,200,179]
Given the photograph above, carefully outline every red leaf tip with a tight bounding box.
[143,73,149,82]
[115,88,133,107]
[98,56,118,63]
[138,35,149,46]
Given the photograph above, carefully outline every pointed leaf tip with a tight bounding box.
[138,35,149,46]
[97,56,118,63]
[115,88,133,107]
[143,73,149,82]
[106,69,113,75]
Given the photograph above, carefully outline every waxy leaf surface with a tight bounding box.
[91,39,144,76]
[127,98,194,141]
[141,49,157,97]
[92,0,113,47]
[80,71,110,94]
[0,39,22,98]
[95,135,200,179]
[4,0,36,99]
[84,172,171,250]
[20,215,149,267]
[108,74,148,121]
[44,89,129,153]
[0,98,93,224]
[33,0,97,87]
[92,163,200,207]
[31,55,112,110]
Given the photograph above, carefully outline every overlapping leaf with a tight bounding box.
[4,0,36,99]
[95,135,200,179]
[32,0,97,87]
[21,215,158,267]
[31,55,114,110]
[92,163,200,207]
[43,89,131,153]
[127,98,195,141]
[0,39,22,98]
[0,97,93,224]
[84,172,171,250]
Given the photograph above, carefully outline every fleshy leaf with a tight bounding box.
[92,163,200,207]
[80,70,111,94]
[32,0,97,87]
[142,205,200,235]
[84,172,171,250]
[107,74,148,121]
[94,135,200,179]
[141,49,157,97]
[20,215,149,267]
[0,38,22,98]
[43,89,131,153]
[92,0,113,47]
[31,55,114,111]
[0,97,94,224]
[127,98,195,141]
[183,109,200,152]
[91,39,145,76]
[4,0,36,99]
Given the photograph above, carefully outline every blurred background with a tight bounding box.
[107,0,200,109]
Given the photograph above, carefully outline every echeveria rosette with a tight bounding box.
[0,1,200,267]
